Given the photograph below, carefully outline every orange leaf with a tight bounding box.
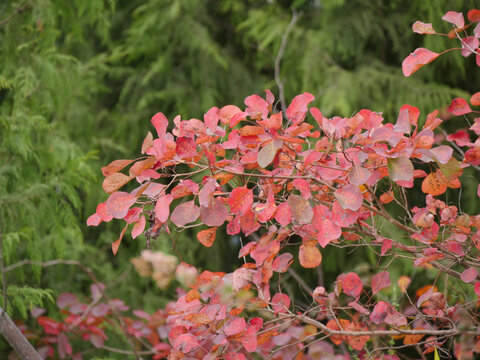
[237,125,265,136]
[112,226,127,255]
[421,172,447,196]
[299,242,322,268]
[101,159,134,177]
[197,227,217,247]
[102,173,131,194]
[228,187,253,215]
[129,156,157,177]
[471,92,480,106]
[379,191,394,204]
[403,332,425,345]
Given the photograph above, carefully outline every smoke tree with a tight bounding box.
[22,8,480,360]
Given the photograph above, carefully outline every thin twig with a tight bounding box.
[0,0,32,27]
[274,10,300,116]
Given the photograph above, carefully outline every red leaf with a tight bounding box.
[224,317,246,337]
[334,184,363,211]
[446,130,471,146]
[448,98,472,116]
[272,253,294,273]
[271,293,290,314]
[380,238,392,256]
[200,197,228,227]
[155,194,173,223]
[170,201,200,227]
[460,267,478,283]
[197,227,217,247]
[257,139,283,168]
[255,190,277,223]
[228,187,253,216]
[412,21,435,34]
[287,194,313,224]
[370,301,388,324]
[468,9,480,22]
[176,137,197,158]
[402,48,439,77]
[371,271,391,295]
[475,281,480,296]
[343,272,363,298]
[286,92,315,124]
[274,202,292,226]
[132,215,146,239]
[442,11,465,28]
[106,192,137,219]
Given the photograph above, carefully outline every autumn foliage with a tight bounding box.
[24,8,480,359]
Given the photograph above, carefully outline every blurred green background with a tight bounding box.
[1,0,479,357]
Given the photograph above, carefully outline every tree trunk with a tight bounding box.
[0,309,41,360]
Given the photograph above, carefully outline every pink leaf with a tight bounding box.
[155,194,174,223]
[460,267,478,283]
[348,301,370,315]
[224,318,246,337]
[387,157,414,182]
[245,95,269,119]
[343,272,363,298]
[257,139,283,168]
[241,326,257,352]
[292,179,312,199]
[442,11,465,28]
[317,219,341,248]
[271,293,291,314]
[57,293,78,309]
[461,36,479,57]
[87,213,102,226]
[412,21,435,34]
[170,201,200,227]
[131,215,146,239]
[371,271,391,295]
[274,202,292,226]
[286,92,315,124]
[106,192,137,219]
[349,165,372,186]
[174,333,199,353]
[287,194,313,223]
[151,112,168,137]
[204,107,219,133]
[200,197,228,227]
[334,184,363,211]
[370,301,388,324]
[272,253,294,273]
[402,48,439,77]
[233,267,253,291]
